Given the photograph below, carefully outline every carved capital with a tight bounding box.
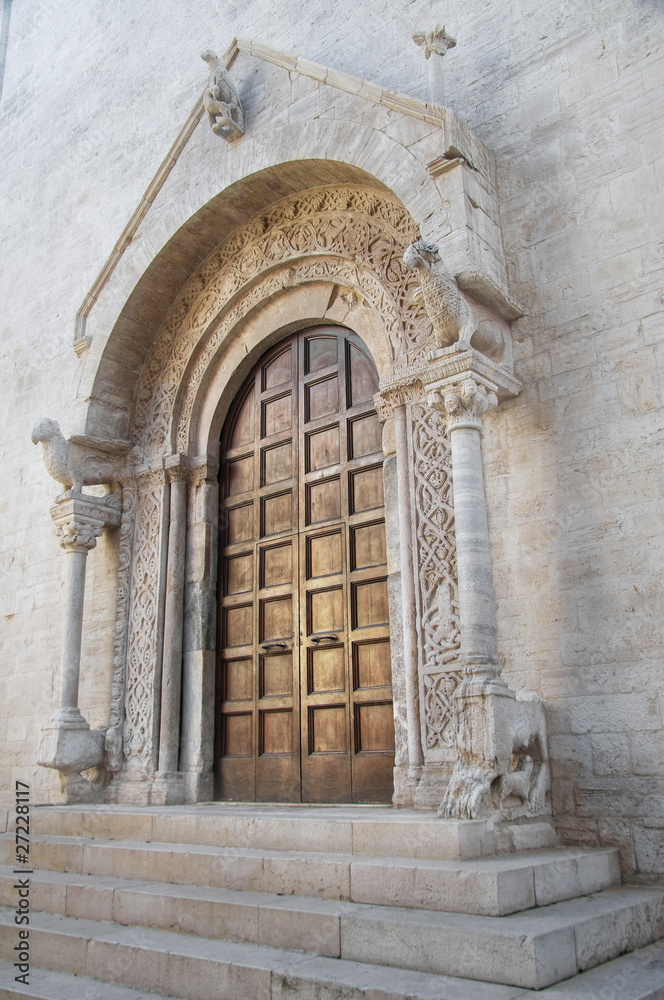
[429,377,497,432]
[412,25,457,59]
[163,454,189,484]
[373,378,424,422]
[50,494,122,553]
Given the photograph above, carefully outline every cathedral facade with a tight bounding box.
[1,0,663,889]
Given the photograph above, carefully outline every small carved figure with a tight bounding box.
[200,50,245,141]
[403,241,475,351]
[31,417,126,495]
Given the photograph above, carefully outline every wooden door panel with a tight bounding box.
[308,530,343,578]
[225,554,254,595]
[224,658,253,701]
[262,393,292,436]
[307,426,341,471]
[351,521,387,570]
[261,652,293,697]
[261,491,293,536]
[306,478,341,524]
[349,413,382,459]
[307,376,339,420]
[353,640,392,689]
[217,326,393,804]
[350,465,384,513]
[309,645,345,693]
[261,543,292,587]
[263,346,293,388]
[226,503,254,544]
[353,579,389,629]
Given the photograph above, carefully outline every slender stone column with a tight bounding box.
[394,404,424,791]
[38,494,121,800]
[48,496,118,727]
[435,377,507,694]
[154,458,188,803]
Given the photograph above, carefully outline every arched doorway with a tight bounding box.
[215,325,394,803]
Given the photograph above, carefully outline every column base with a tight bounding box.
[439,687,552,821]
[38,720,105,773]
[413,763,453,809]
[392,763,422,808]
[151,771,186,805]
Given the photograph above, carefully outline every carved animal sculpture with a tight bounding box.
[403,241,475,351]
[31,418,125,495]
[200,50,245,140]
[491,754,534,809]
[439,691,550,821]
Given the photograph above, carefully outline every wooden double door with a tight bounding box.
[215,326,394,803]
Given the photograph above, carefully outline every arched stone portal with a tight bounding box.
[105,182,435,806]
[38,156,546,821]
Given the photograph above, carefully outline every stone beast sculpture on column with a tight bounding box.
[32,418,128,802]
[200,49,245,140]
[403,241,475,352]
[31,417,127,495]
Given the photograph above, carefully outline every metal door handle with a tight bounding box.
[311,634,339,645]
[261,641,288,651]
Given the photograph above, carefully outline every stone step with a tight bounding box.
[1,944,664,1000]
[0,959,182,1000]
[1,881,663,989]
[0,835,620,916]
[30,803,558,860]
[0,909,530,1000]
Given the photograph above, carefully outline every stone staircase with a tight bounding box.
[0,804,663,999]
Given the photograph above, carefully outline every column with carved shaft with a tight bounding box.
[38,495,121,797]
[153,457,188,804]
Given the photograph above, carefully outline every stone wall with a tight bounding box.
[1,0,663,880]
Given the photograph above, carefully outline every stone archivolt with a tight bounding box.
[132,185,435,460]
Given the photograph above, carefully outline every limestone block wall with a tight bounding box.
[1,0,663,880]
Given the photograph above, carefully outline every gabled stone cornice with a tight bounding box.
[73,36,494,354]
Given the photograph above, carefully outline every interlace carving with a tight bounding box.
[123,472,164,771]
[412,402,461,748]
[133,186,435,460]
[423,671,463,749]
[106,483,136,771]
